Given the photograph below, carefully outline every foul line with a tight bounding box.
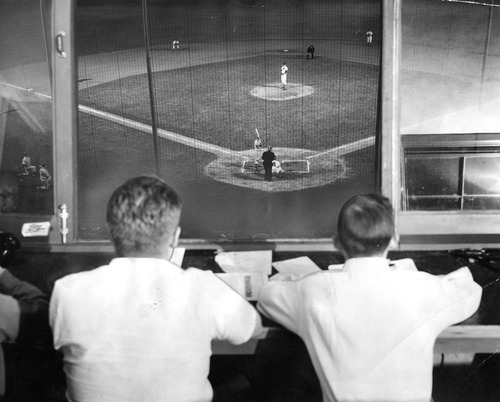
[1,82,377,160]
[306,136,375,159]
[0,81,243,158]
[78,105,245,158]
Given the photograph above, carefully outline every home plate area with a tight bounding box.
[204,147,347,192]
[241,159,310,174]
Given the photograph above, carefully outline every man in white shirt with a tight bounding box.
[257,193,482,402]
[50,176,263,402]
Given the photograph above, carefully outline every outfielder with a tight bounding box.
[281,62,288,90]
[172,38,180,50]
[366,30,373,46]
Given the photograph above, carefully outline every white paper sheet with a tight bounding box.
[215,273,269,301]
[170,247,186,267]
[272,256,321,276]
[215,250,272,275]
[327,264,344,271]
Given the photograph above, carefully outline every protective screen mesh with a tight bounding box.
[76,0,380,240]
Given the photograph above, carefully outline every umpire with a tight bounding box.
[307,45,315,59]
[262,147,276,182]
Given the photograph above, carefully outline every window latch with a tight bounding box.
[56,32,67,58]
[59,204,69,244]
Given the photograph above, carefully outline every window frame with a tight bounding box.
[5,0,498,252]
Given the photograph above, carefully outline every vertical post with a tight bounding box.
[381,0,401,211]
[51,0,77,244]
[142,0,160,176]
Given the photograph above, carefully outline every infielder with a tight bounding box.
[281,62,288,90]
[366,30,373,46]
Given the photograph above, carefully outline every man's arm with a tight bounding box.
[210,273,264,344]
[256,275,302,334]
[431,267,482,332]
[0,268,50,346]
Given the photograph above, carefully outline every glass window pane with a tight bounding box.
[464,155,500,195]
[401,0,500,212]
[0,0,53,215]
[76,0,381,241]
[406,156,460,197]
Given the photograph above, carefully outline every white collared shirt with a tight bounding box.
[258,257,482,402]
[50,258,259,402]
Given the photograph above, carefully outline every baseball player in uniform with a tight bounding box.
[19,152,36,176]
[366,30,373,46]
[307,45,315,59]
[38,164,52,190]
[172,38,180,50]
[281,62,288,90]
[272,160,283,177]
[254,136,262,165]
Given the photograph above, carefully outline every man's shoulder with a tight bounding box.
[54,264,110,289]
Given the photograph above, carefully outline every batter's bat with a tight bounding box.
[255,128,261,140]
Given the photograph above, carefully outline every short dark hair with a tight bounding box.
[106,176,182,257]
[336,194,395,258]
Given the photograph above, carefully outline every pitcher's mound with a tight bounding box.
[250,84,314,101]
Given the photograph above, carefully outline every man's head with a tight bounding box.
[335,194,395,259]
[268,147,272,151]
[106,176,182,259]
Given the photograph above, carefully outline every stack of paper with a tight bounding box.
[170,247,186,267]
[215,250,272,275]
[272,256,321,277]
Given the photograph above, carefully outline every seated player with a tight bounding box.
[257,193,482,402]
[38,164,52,190]
[272,160,283,177]
[50,175,263,402]
[19,152,36,176]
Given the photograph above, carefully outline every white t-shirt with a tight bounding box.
[257,257,482,402]
[50,258,259,402]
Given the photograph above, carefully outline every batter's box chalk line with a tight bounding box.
[281,160,310,173]
[240,160,262,173]
[240,159,309,174]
